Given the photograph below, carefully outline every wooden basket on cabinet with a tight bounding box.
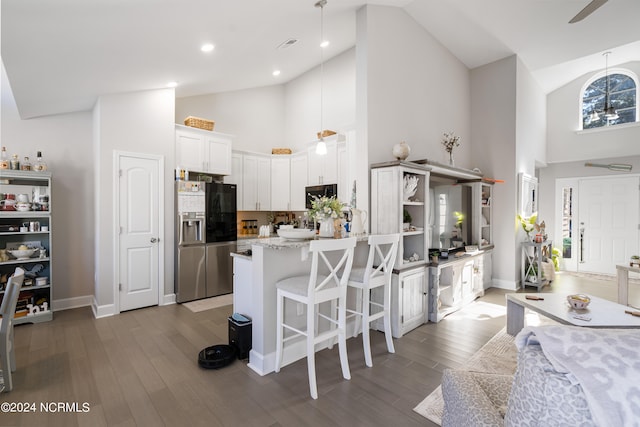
[184,116,215,131]
[271,148,292,155]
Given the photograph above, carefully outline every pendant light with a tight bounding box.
[315,0,328,155]
[602,51,618,121]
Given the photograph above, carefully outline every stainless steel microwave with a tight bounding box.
[305,184,337,209]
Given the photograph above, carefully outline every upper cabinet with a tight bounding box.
[242,154,271,211]
[308,138,338,185]
[289,151,308,211]
[270,156,291,211]
[175,125,233,175]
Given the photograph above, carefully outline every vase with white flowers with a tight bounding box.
[442,132,461,166]
[309,195,345,237]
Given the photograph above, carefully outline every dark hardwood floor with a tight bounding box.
[2,271,635,426]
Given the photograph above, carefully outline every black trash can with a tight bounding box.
[228,313,252,360]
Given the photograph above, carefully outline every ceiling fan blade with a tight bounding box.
[569,0,608,23]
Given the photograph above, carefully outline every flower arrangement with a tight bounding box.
[308,195,345,221]
[441,132,461,154]
[517,212,546,241]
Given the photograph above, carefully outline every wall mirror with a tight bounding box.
[518,173,538,216]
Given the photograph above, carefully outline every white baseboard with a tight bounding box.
[490,279,519,291]
[92,297,116,318]
[51,295,93,312]
[161,293,176,305]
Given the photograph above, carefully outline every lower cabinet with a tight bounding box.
[373,265,427,338]
[428,251,492,322]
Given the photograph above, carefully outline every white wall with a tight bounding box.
[284,48,356,150]
[93,89,175,315]
[361,5,471,167]
[175,85,285,153]
[175,48,356,154]
[516,58,547,173]
[1,61,95,309]
[471,56,518,288]
[547,61,640,163]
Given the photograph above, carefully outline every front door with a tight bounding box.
[117,153,162,311]
[578,176,639,275]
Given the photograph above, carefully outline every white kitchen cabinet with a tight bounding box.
[270,156,291,211]
[242,154,271,211]
[428,251,490,322]
[308,139,338,185]
[289,151,308,211]
[175,125,233,175]
[224,151,243,209]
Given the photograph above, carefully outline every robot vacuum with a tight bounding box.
[198,344,237,369]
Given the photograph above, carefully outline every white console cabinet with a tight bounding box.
[428,250,492,322]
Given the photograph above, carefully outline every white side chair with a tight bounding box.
[347,234,399,367]
[1,267,25,392]
[274,237,357,399]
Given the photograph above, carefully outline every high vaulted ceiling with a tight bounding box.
[2,0,640,119]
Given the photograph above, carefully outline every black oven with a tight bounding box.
[305,184,338,209]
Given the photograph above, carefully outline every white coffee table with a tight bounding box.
[506,293,640,336]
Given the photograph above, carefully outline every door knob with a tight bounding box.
[150,237,158,243]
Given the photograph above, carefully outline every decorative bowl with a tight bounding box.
[8,249,36,260]
[277,228,316,241]
[567,294,591,309]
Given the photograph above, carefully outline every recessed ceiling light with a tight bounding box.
[320,40,329,48]
[201,43,215,52]
[166,81,178,88]
[272,70,281,77]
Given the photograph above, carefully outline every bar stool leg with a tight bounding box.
[275,291,284,373]
[307,305,319,399]
[337,299,351,380]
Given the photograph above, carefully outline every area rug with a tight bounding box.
[183,293,233,313]
[413,327,517,425]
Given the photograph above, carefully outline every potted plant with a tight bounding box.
[631,255,640,268]
[403,209,412,231]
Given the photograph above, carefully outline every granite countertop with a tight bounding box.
[249,234,369,250]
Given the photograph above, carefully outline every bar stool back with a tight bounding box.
[274,237,357,399]
[347,234,399,367]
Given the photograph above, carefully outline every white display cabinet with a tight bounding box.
[473,181,493,248]
[370,161,430,337]
[371,161,430,268]
[0,170,53,324]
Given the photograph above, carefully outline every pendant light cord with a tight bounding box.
[316,0,326,140]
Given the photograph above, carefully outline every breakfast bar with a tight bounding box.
[231,235,370,376]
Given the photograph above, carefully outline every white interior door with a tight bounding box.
[118,153,161,311]
[578,176,639,275]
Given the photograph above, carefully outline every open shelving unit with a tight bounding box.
[0,170,53,324]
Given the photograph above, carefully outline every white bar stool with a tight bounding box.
[274,237,357,399]
[346,234,399,367]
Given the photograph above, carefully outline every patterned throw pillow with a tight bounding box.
[505,343,595,426]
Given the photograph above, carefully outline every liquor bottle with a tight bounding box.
[34,151,48,172]
[0,147,8,169]
[21,156,32,171]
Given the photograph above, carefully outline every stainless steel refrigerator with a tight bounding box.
[175,180,237,303]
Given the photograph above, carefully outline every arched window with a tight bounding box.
[582,71,637,130]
